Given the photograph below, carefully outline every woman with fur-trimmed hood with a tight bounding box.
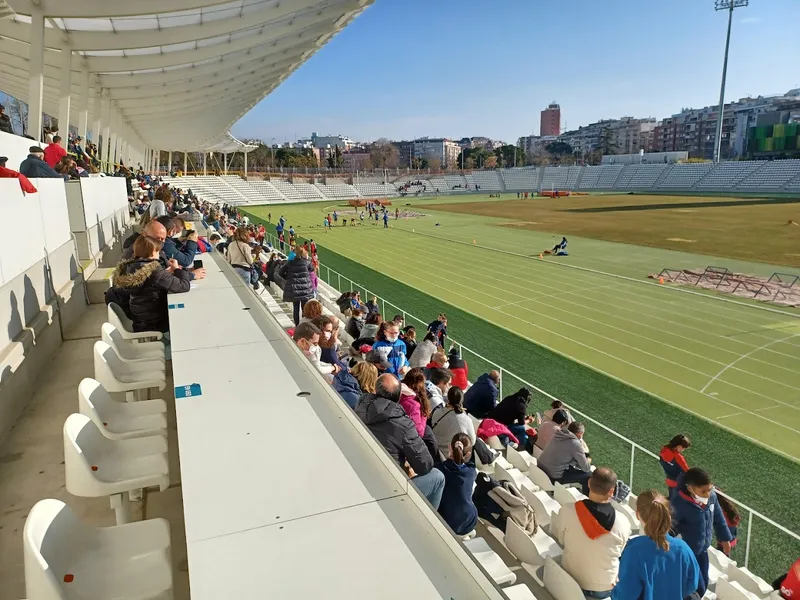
[112,235,192,333]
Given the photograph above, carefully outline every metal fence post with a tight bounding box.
[498,368,504,398]
[337,272,341,291]
[744,511,753,568]
[629,445,635,490]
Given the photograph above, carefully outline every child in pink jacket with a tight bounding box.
[399,368,431,437]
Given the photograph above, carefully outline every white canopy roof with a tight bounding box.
[0,0,373,151]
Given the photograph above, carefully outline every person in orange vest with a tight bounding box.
[775,557,800,599]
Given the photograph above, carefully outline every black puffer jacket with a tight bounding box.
[279,257,314,302]
[112,258,191,332]
[489,387,532,427]
[355,393,433,475]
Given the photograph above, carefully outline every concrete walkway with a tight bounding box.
[0,304,189,600]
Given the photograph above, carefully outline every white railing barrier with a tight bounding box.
[262,230,800,573]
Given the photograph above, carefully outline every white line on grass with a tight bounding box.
[399,223,800,320]
[700,333,800,394]
[717,412,743,420]
[492,282,619,309]
[347,253,800,436]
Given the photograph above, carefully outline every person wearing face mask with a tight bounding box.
[292,322,339,380]
[162,217,199,268]
[423,351,449,380]
[670,467,732,597]
[356,374,445,509]
[312,314,344,369]
[371,321,409,377]
[424,368,453,412]
[345,308,365,339]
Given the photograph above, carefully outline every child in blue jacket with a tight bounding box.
[613,490,700,600]
[434,433,478,536]
[670,468,732,596]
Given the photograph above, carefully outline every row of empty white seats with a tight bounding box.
[737,160,800,189]
[614,163,671,189]
[466,170,504,190]
[577,165,623,189]
[316,181,361,198]
[248,179,289,201]
[695,161,764,189]
[23,301,177,600]
[657,162,714,188]
[501,168,540,190]
[355,182,399,197]
[540,167,582,190]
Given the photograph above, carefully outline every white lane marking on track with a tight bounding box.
[700,333,800,394]
[755,405,782,412]
[492,282,619,309]
[717,412,743,420]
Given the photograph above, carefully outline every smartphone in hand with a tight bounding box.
[193,259,203,269]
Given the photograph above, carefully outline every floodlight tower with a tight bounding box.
[712,0,749,163]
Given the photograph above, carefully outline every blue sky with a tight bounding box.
[232,0,800,144]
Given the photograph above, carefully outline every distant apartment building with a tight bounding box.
[559,119,618,155]
[540,102,561,137]
[310,132,356,150]
[341,151,372,170]
[519,134,558,156]
[610,117,657,154]
[397,138,461,168]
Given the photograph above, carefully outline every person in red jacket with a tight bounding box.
[0,156,37,193]
[659,434,691,499]
[776,557,800,599]
[43,135,67,167]
[447,347,469,391]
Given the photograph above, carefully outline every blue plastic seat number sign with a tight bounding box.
[175,383,202,398]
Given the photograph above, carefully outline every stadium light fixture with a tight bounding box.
[712,0,749,163]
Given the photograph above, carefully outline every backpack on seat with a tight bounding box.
[489,480,538,536]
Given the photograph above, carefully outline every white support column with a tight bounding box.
[57,46,72,141]
[78,69,90,144]
[91,86,102,145]
[168,151,173,174]
[223,152,227,175]
[108,108,118,168]
[27,8,45,141]
[244,151,248,178]
[183,152,188,174]
[153,149,159,174]
[101,93,111,168]
[203,151,207,176]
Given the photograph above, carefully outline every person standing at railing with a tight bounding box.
[670,468,732,597]
[659,434,691,500]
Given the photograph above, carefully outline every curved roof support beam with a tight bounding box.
[0,0,359,51]
[6,0,236,18]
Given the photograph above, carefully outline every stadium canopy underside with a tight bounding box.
[0,0,372,161]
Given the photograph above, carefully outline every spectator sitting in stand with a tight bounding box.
[312,315,343,369]
[538,421,592,495]
[409,332,438,369]
[332,365,363,410]
[371,321,409,376]
[19,146,61,178]
[399,368,432,438]
[341,360,379,406]
[365,295,379,315]
[346,308,365,339]
[424,367,453,412]
[543,399,575,424]
[489,387,535,453]
[670,468,732,597]
[111,235,192,333]
[364,349,392,374]
[401,326,417,361]
[775,557,800,600]
[430,386,476,455]
[0,156,37,193]
[423,351,448,379]
[613,490,700,600]
[536,409,568,450]
[434,433,479,536]
[292,322,339,380]
[162,217,199,269]
[299,299,324,324]
[44,135,68,167]
[659,434,691,500]
[555,468,632,599]
[447,347,469,391]
[360,311,382,340]
[356,374,445,509]
[463,370,501,419]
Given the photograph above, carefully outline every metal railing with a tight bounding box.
[261,228,800,573]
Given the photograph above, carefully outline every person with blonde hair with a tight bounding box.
[226,226,254,284]
[612,490,700,600]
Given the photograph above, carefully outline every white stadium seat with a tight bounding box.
[504,518,563,567]
[78,378,168,441]
[107,302,163,341]
[506,445,536,472]
[24,499,174,600]
[463,537,517,586]
[552,482,586,506]
[101,323,166,365]
[543,556,585,600]
[725,564,774,598]
[93,341,166,402]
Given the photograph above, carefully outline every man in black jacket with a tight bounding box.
[355,374,445,508]
[19,146,60,178]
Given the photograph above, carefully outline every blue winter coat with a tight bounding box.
[464,373,499,419]
[371,338,409,376]
[332,369,361,410]
[433,459,478,535]
[162,236,198,268]
[670,475,732,555]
